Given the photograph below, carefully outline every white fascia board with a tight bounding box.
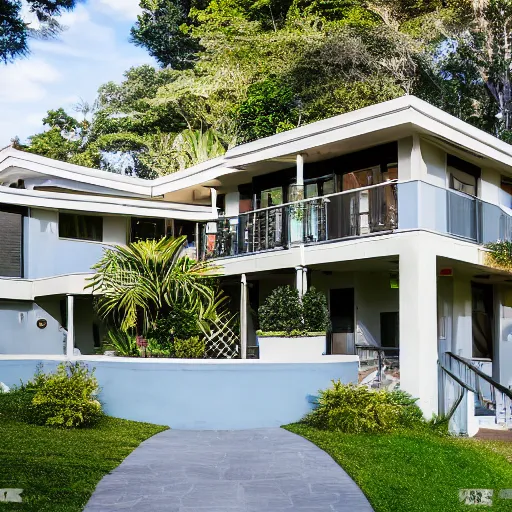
[0,278,33,301]
[223,95,512,171]
[0,150,151,195]
[151,160,237,196]
[0,187,216,220]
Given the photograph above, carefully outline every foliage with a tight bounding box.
[256,330,325,337]
[0,0,78,63]
[258,285,304,333]
[0,416,166,512]
[105,329,139,356]
[0,362,103,429]
[485,240,512,269]
[303,380,425,433]
[19,0,512,175]
[285,423,512,512]
[258,285,329,334]
[237,76,299,142]
[130,0,203,70]
[174,336,206,358]
[147,303,202,348]
[86,236,219,334]
[302,286,330,332]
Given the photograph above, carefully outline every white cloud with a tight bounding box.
[0,59,61,102]
[93,0,141,20]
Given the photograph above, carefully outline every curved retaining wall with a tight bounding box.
[0,356,358,429]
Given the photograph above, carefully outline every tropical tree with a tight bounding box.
[1,0,79,63]
[86,236,219,334]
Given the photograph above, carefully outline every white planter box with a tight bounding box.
[257,335,326,361]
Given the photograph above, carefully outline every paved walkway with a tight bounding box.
[84,428,374,512]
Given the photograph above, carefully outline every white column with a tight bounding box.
[302,267,308,295]
[296,154,304,187]
[399,241,438,417]
[295,266,304,297]
[240,274,247,359]
[66,294,75,358]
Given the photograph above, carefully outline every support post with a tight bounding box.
[399,242,438,417]
[66,294,74,358]
[295,266,304,297]
[302,267,308,295]
[296,154,304,187]
[240,274,248,359]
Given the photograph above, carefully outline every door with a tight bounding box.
[380,312,399,348]
[330,288,355,354]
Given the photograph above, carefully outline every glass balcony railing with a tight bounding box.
[398,181,512,244]
[199,182,398,260]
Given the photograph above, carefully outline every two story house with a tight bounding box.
[1,95,511,434]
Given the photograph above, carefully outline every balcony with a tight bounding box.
[199,182,398,260]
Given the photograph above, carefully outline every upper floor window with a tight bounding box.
[59,213,103,242]
[447,154,480,197]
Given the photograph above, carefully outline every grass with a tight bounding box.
[0,416,167,511]
[285,424,512,512]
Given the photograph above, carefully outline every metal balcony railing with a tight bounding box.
[199,181,398,260]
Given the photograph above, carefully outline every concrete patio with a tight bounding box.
[83,428,374,511]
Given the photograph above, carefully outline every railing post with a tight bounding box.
[240,274,248,359]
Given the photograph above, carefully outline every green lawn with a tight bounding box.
[285,424,512,512]
[0,416,167,511]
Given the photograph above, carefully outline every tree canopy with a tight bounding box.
[1,0,80,63]
[16,0,512,175]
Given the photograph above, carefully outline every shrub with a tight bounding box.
[258,286,304,333]
[0,363,103,429]
[105,329,138,356]
[485,240,512,269]
[147,303,201,349]
[258,285,330,334]
[303,381,424,434]
[302,287,330,332]
[174,336,205,358]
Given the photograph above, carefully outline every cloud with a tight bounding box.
[0,59,61,103]
[92,0,141,20]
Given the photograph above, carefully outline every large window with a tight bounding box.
[59,213,103,242]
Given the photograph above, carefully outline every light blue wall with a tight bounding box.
[0,302,64,355]
[0,358,358,429]
[25,209,127,279]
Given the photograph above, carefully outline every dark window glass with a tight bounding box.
[59,213,103,241]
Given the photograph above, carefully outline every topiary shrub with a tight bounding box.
[174,336,206,358]
[302,287,330,332]
[258,286,304,333]
[0,363,103,429]
[303,380,424,433]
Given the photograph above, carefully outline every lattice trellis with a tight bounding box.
[204,314,240,359]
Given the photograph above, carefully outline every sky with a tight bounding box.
[0,0,155,146]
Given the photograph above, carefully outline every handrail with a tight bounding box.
[218,180,398,217]
[438,360,478,394]
[446,352,512,400]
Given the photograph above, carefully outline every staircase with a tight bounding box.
[439,352,512,433]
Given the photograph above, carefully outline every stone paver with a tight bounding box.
[84,428,374,512]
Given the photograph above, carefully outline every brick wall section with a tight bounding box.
[0,211,22,277]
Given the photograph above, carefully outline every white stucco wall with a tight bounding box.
[420,139,447,187]
[25,209,127,279]
[0,301,63,355]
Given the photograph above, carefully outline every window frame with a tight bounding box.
[58,212,103,242]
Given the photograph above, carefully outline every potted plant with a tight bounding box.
[256,286,330,360]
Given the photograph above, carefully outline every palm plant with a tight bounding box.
[86,236,219,334]
[172,128,226,171]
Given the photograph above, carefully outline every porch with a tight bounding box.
[230,251,512,434]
